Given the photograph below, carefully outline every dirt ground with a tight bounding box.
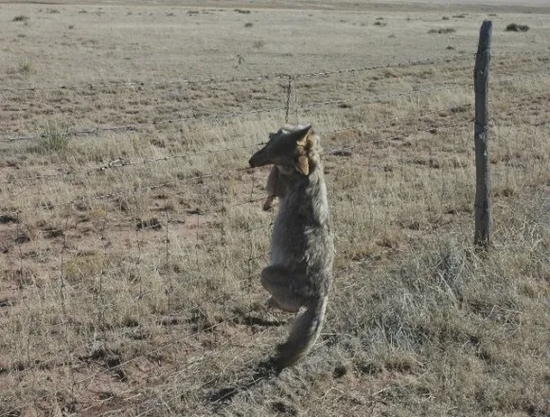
[1,1,549,416]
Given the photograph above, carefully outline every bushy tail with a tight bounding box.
[273,296,328,369]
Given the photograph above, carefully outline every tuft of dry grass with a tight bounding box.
[12,15,29,22]
[7,60,34,76]
[506,23,530,32]
[428,27,456,34]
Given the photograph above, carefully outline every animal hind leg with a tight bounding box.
[261,265,305,313]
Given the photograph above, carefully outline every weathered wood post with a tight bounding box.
[285,75,292,124]
[474,20,492,248]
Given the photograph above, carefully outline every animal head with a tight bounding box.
[249,124,320,176]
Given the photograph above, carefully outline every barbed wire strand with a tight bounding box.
[2,101,518,217]
[0,105,287,143]
[0,117,470,216]
[1,80,535,210]
[2,70,546,144]
[0,78,472,143]
[29,65,544,185]
[0,49,544,95]
[2,76,540,199]
[1,98,473,186]
[0,53,477,94]
[0,113,528,222]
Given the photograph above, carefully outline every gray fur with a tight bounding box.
[249,124,334,369]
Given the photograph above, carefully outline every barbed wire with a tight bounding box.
[0,112,476,216]
[0,106,287,143]
[1,90,535,217]
[0,143,265,184]
[1,46,548,417]
[0,52,476,95]
[0,109,535,218]
[2,70,546,144]
[294,50,547,80]
[0,79,540,204]
[0,99,472,186]
[20,145,506,254]
[101,210,273,250]
[0,79,473,143]
[0,175,226,215]
[19,162,518,253]
[300,71,550,112]
[0,50,545,95]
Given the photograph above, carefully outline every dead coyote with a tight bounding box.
[249,124,334,369]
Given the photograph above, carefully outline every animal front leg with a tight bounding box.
[261,265,304,313]
[262,165,279,211]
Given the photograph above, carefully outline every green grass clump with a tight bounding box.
[38,122,71,153]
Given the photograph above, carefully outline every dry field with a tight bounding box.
[1,1,550,416]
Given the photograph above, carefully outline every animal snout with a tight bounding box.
[249,148,268,167]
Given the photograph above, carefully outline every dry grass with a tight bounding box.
[505,23,530,32]
[1,2,550,416]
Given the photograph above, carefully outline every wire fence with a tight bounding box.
[0,71,546,193]
[0,49,542,95]
[0,51,476,93]
[1,81,470,143]
[0,99,473,188]
[1,71,547,144]
[0,48,549,416]
[0,50,547,143]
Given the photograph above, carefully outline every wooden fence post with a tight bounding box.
[285,75,292,124]
[474,20,492,248]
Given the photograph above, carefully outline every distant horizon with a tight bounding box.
[0,0,549,4]
[426,0,549,4]
[388,0,550,5]
[0,0,549,8]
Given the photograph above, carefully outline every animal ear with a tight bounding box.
[294,125,313,175]
[295,155,310,176]
[294,124,312,142]
[298,124,312,135]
